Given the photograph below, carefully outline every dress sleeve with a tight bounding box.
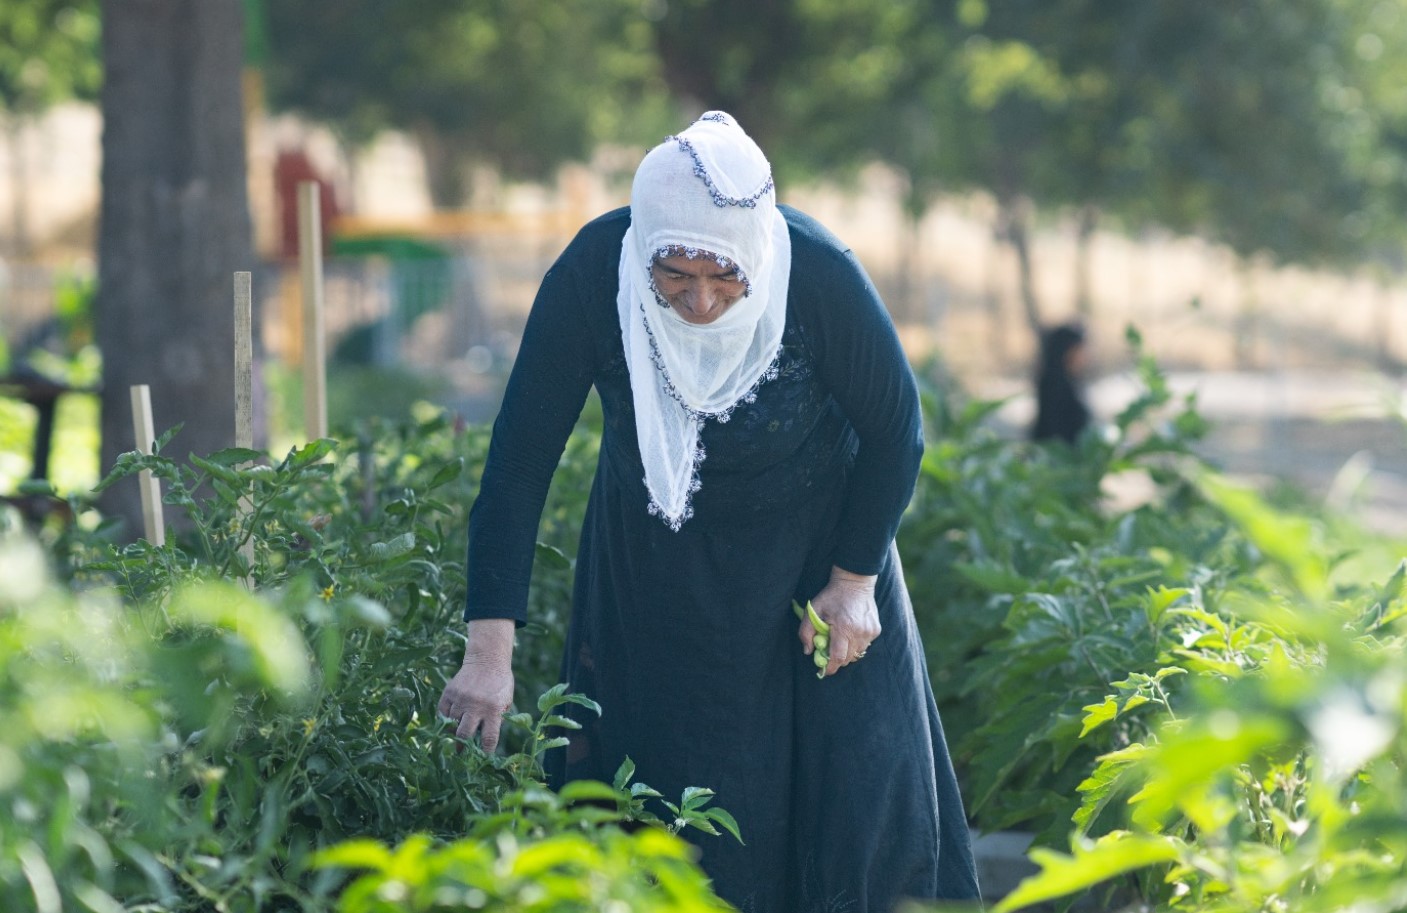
[798,235,924,576]
[464,252,598,624]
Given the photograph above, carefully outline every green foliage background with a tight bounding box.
[251,0,1407,270]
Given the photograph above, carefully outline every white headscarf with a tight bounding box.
[618,111,792,530]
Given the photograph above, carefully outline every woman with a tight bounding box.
[1031,322,1092,444]
[438,112,980,912]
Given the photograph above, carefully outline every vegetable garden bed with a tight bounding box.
[4,333,1406,912]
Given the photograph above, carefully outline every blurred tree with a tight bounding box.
[263,0,675,207]
[651,0,805,147]
[880,0,1390,333]
[97,0,255,533]
[764,0,1403,338]
[0,0,100,256]
[262,0,1407,337]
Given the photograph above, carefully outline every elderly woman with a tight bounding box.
[438,113,980,912]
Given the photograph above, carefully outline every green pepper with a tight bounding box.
[791,600,832,679]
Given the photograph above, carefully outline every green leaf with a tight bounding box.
[703,807,744,844]
[284,438,338,470]
[93,451,163,492]
[680,786,716,811]
[1121,695,1151,714]
[1080,697,1118,738]
[154,424,184,452]
[189,453,244,485]
[541,714,582,731]
[558,780,621,803]
[954,560,1029,594]
[557,692,602,717]
[1143,586,1189,626]
[368,532,416,562]
[993,832,1182,913]
[1129,716,1292,830]
[313,838,396,871]
[683,816,721,836]
[340,596,392,628]
[1372,561,1406,623]
[613,757,636,791]
[536,683,570,713]
[1197,472,1329,602]
[534,542,572,570]
[16,479,56,497]
[205,447,265,467]
[427,457,464,490]
[1073,744,1149,834]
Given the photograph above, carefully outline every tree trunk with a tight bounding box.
[1073,205,1097,318]
[892,207,924,324]
[97,0,255,534]
[983,222,1008,369]
[997,196,1043,335]
[417,125,469,209]
[1375,279,1398,373]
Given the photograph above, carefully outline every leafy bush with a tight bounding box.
[903,330,1233,839]
[1,406,731,912]
[991,487,1407,913]
[11,332,1407,913]
[0,533,317,911]
[899,334,1407,911]
[318,828,732,913]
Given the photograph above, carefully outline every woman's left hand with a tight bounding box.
[799,567,881,676]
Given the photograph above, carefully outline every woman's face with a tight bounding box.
[650,254,748,325]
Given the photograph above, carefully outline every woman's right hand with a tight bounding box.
[437,619,515,752]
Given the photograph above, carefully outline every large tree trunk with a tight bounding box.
[97,0,254,533]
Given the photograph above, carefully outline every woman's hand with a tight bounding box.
[798,567,881,676]
[437,619,515,751]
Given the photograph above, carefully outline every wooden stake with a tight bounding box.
[234,272,254,449]
[298,181,328,440]
[234,272,256,583]
[129,384,165,546]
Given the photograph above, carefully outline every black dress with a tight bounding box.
[465,205,980,912]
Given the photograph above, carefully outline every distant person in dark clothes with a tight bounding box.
[1032,322,1091,444]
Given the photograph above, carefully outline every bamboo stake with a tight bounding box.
[298,181,328,440]
[129,384,165,546]
[234,272,256,583]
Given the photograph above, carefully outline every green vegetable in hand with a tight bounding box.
[792,599,831,679]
